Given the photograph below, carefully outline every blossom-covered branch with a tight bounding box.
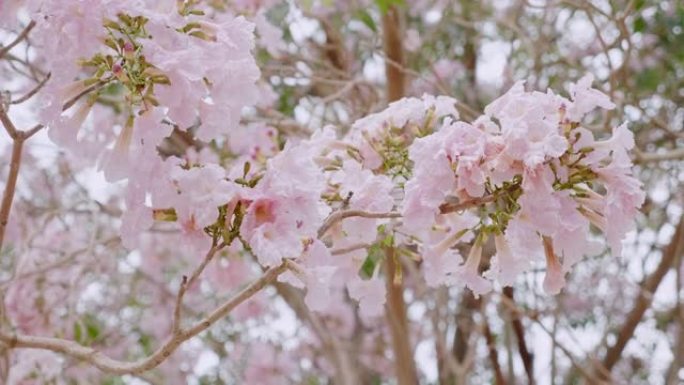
[0,1,668,383]
[0,261,288,375]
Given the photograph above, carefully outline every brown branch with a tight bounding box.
[61,78,113,112]
[599,215,684,376]
[0,107,19,140]
[317,210,401,238]
[503,287,535,385]
[273,282,360,385]
[635,148,684,163]
[482,310,507,385]
[11,72,51,105]
[318,192,498,241]
[0,21,36,60]
[381,6,419,385]
[384,245,419,385]
[439,194,498,214]
[0,134,24,251]
[500,293,602,385]
[452,291,481,365]
[172,242,224,334]
[23,124,44,139]
[331,243,371,255]
[0,261,288,375]
[382,6,405,102]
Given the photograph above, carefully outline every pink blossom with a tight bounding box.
[348,277,387,319]
[402,132,456,237]
[455,241,492,296]
[422,246,462,287]
[347,94,458,169]
[543,238,566,295]
[170,164,236,228]
[566,73,615,122]
[254,11,286,56]
[517,166,562,235]
[487,234,529,287]
[420,212,478,286]
[243,342,296,385]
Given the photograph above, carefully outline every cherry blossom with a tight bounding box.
[0,2,654,383]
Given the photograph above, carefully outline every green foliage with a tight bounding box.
[277,86,297,116]
[374,127,413,182]
[73,314,102,346]
[358,229,394,279]
[102,377,126,385]
[635,68,660,91]
[355,9,377,32]
[375,0,405,14]
[137,332,154,356]
[359,243,384,279]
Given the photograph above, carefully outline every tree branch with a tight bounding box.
[380,6,420,384]
[11,72,51,105]
[0,261,288,375]
[61,78,113,112]
[0,21,36,60]
[598,215,684,376]
[0,107,19,140]
[384,245,419,385]
[382,6,405,102]
[0,134,24,251]
[482,309,507,385]
[172,242,224,334]
[439,194,498,214]
[503,287,535,385]
[317,210,401,238]
[635,148,684,163]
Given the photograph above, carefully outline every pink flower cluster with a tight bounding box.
[115,78,642,317]
[402,74,644,295]
[12,0,642,318]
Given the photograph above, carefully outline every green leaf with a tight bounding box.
[375,0,405,14]
[138,333,154,355]
[153,208,178,222]
[102,377,126,385]
[355,9,377,32]
[85,316,101,341]
[243,161,251,178]
[381,233,394,247]
[633,17,647,33]
[359,244,383,279]
[73,321,83,344]
[636,68,660,91]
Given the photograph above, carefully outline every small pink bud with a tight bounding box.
[123,42,135,58]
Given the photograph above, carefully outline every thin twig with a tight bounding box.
[502,287,535,385]
[0,135,24,251]
[11,72,51,105]
[439,194,498,214]
[0,108,19,140]
[172,242,225,334]
[61,78,113,112]
[500,292,600,384]
[0,261,288,375]
[635,148,684,163]
[331,243,371,255]
[23,124,44,139]
[599,215,684,376]
[0,21,36,60]
[482,308,507,385]
[317,210,401,238]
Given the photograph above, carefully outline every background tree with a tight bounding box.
[0,1,681,384]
